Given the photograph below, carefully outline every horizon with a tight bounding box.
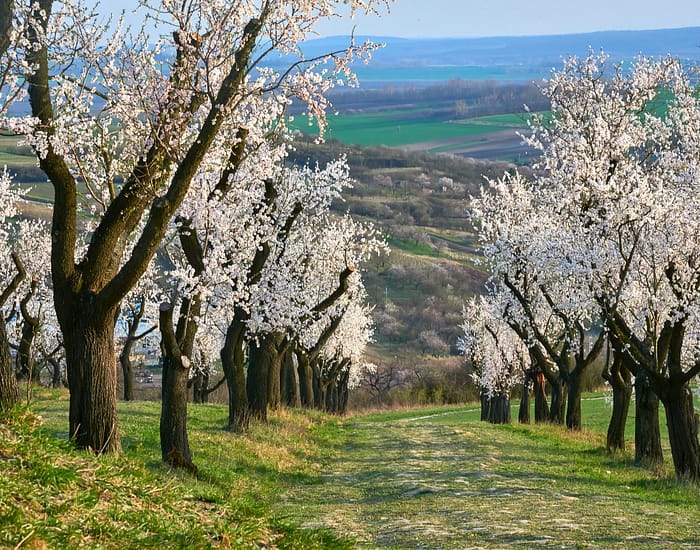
[101,1,700,40]
[311,24,700,42]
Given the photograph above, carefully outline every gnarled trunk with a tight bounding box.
[281,349,301,408]
[661,383,700,481]
[221,311,249,431]
[247,334,277,421]
[604,354,632,453]
[63,305,121,453]
[297,350,314,408]
[634,372,663,466]
[159,303,196,473]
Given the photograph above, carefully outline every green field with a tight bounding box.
[290,112,533,149]
[2,390,698,549]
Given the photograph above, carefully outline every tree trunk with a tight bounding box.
[16,319,38,382]
[485,393,511,424]
[281,349,301,408]
[661,383,700,482]
[49,357,63,388]
[63,307,121,454]
[604,355,632,453]
[247,334,276,421]
[518,373,531,424]
[480,389,489,421]
[0,252,25,412]
[297,351,314,408]
[191,369,210,404]
[548,377,566,424]
[318,380,329,412]
[565,369,583,430]
[336,367,350,415]
[0,321,19,412]
[119,344,135,401]
[634,372,663,466]
[221,312,249,431]
[159,303,196,473]
[266,334,283,411]
[533,370,549,423]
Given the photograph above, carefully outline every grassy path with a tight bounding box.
[277,406,700,548]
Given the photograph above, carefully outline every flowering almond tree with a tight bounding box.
[473,52,700,480]
[472,170,605,429]
[537,54,700,480]
[459,293,528,424]
[1,0,387,453]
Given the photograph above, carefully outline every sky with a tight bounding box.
[110,0,700,39]
[318,0,700,38]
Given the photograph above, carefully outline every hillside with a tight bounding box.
[287,138,512,363]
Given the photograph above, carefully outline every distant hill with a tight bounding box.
[291,27,700,85]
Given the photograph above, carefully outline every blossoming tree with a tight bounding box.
[1,0,388,453]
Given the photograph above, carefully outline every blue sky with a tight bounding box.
[109,1,700,39]
[318,0,700,38]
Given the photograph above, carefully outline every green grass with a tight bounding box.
[3,390,698,549]
[277,396,698,548]
[2,389,350,549]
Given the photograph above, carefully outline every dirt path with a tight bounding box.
[276,410,700,548]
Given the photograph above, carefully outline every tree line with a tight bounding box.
[461,52,700,482]
[0,0,391,472]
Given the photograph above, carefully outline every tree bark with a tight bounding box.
[661,383,700,481]
[565,369,583,430]
[548,377,566,424]
[49,356,64,388]
[0,0,13,59]
[281,349,301,408]
[159,303,196,473]
[220,315,249,431]
[336,366,350,415]
[533,369,549,423]
[247,334,276,421]
[119,298,155,401]
[119,342,135,401]
[297,350,315,408]
[16,281,40,383]
[518,372,531,424]
[603,354,632,453]
[634,371,664,466]
[0,321,19,412]
[266,334,284,411]
[63,304,121,453]
[484,393,511,424]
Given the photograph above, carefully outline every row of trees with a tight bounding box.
[460,52,700,482]
[0,0,390,469]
